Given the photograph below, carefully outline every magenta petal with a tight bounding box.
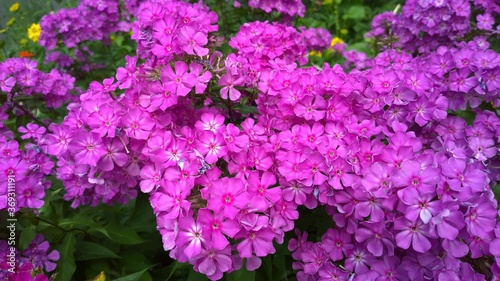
[396,231,412,249]
[411,233,431,253]
[246,256,262,271]
[367,239,384,257]
[198,256,216,275]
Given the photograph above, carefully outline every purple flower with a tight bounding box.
[394,217,434,253]
[178,26,208,56]
[176,216,205,259]
[68,132,106,166]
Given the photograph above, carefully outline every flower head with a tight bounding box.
[27,23,41,42]
[9,3,19,12]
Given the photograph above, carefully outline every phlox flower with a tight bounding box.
[223,124,248,153]
[219,73,245,101]
[344,248,376,275]
[394,217,434,253]
[278,150,309,182]
[190,62,212,94]
[298,123,325,150]
[397,187,440,224]
[176,216,205,259]
[195,113,225,133]
[150,181,191,219]
[121,108,155,140]
[320,229,354,261]
[317,263,349,281]
[467,136,497,161]
[161,61,196,97]
[371,255,405,281]
[197,209,240,250]
[151,35,178,58]
[16,177,47,209]
[246,171,280,210]
[0,72,16,92]
[206,177,248,219]
[464,197,497,239]
[281,180,314,206]
[235,227,276,258]
[247,146,273,171]
[148,81,179,111]
[430,203,466,242]
[87,103,119,138]
[178,26,208,56]
[448,68,477,92]
[441,158,488,194]
[18,123,46,140]
[139,164,163,193]
[68,132,106,166]
[195,131,227,165]
[300,243,328,275]
[477,13,494,30]
[392,160,440,194]
[328,158,356,190]
[371,70,399,94]
[192,246,233,281]
[227,152,251,179]
[293,95,326,121]
[97,138,128,172]
[89,77,117,93]
[0,140,20,158]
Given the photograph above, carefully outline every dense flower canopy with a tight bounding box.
[1,0,500,280]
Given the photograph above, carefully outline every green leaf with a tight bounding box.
[19,224,37,251]
[225,265,255,281]
[342,5,366,20]
[186,269,207,281]
[55,233,77,281]
[120,252,156,272]
[75,241,121,261]
[112,269,148,281]
[106,224,145,245]
[59,217,111,239]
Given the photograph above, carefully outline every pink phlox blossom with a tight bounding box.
[219,73,245,101]
[206,177,249,219]
[161,61,196,97]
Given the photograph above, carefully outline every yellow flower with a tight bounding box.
[309,50,322,57]
[330,37,344,47]
[9,3,20,12]
[27,23,41,42]
[7,18,16,26]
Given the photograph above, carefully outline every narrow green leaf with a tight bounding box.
[225,265,255,281]
[186,269,207,281]
[112,269,147,281]
[106,224,145,245]
[59,217,111,239]
[54,233,76,281]
[75,241,121,261]
[19,224,37,251]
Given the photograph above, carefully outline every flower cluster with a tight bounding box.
[235,0,306,17]
[298,27,332,52]
[228,21,308,73]
[0,234,59,280]
[366,0,500,53]
[0,123,53,211]
[0,58,76,213]
[0,58,75,108]
[38,0,130,51]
